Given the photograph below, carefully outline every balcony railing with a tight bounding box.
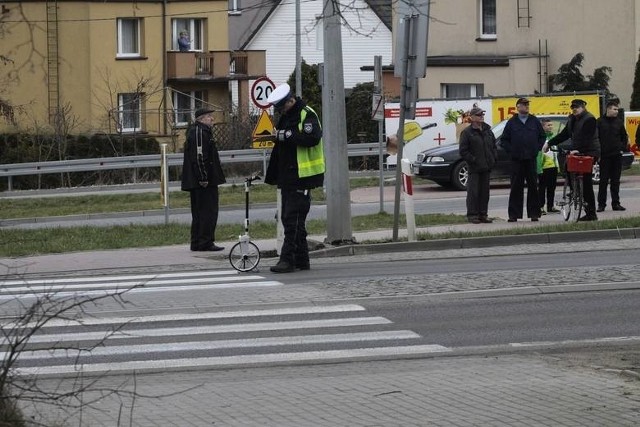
[167,50,265,80]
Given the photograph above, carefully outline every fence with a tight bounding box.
[0,143,385,191]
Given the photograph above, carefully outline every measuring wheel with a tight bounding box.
[229,237,261,272]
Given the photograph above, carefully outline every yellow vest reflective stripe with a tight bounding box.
[297,106,325,178]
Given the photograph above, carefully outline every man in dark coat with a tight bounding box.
[500,97,546,222]
[181,108,226,251]
[458,106,498,224]
[546,99,601,221]
[265,83,325,273]
[596,100,628,211]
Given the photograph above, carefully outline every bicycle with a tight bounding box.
[557,150,594,222]
[228,174,262,272]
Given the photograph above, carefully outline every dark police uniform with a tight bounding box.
[265,95,324,272]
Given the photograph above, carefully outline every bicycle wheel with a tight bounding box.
[228,241,261,272]
[570,175,583,222]
[559,177,572,221]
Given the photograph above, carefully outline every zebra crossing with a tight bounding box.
[1,270,450,377]
[0,269,281,300]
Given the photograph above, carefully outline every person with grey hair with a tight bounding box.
[178,30,190,52]
[181,108,226,251]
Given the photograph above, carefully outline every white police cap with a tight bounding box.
[267,83,292,107]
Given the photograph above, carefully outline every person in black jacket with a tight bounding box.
[458,106,498,224]
[500,98,546,222]
[265,83,325,273]
[596,101,628,211]
[546,99,601,221]
[181,108,226,251]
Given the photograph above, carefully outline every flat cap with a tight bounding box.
[469,107,485,116]
[267,83,293,108]
[195,108,215,119]
[570,99,587,108]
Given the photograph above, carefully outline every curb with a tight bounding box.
[312,227,640,257]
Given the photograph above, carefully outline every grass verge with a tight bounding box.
[0,177,387,220]
[1,213,639,257]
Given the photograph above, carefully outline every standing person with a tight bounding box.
[265,83,325,273]
[596,100,628,211]
[458,106,498,224]
[500,97,546,222]
[546,99,600,221]
[178,30,190,52]
[537,118,560,214]
[181,108,226,251]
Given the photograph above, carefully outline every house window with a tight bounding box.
[172,19,204,51]
[229,0,241,15]
[441,84,484,99]
[118,93,142,132]
[479,0,496,38]
[173,91,205,126]
[117,18,141,57]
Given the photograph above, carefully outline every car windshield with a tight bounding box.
[491,120,508,139]
[491,116,568,139]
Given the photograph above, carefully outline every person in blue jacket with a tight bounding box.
[500,97,546,222]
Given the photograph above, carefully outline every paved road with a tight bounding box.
[3,176,640,229]
[11,241,640,426]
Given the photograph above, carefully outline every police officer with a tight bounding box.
[181,108,226,251]
[265,83,325,273]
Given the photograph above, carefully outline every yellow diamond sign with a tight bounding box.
[252,110,275,149]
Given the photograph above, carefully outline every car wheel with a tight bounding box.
[451,161,468,191]
[592,162,600,184]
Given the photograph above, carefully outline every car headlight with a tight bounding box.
[426,156,445,163]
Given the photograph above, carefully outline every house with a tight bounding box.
[0,0,266,140]
[232,0,392,110]
[396,0,640,109]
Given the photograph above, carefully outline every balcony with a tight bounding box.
[166,50,266,81]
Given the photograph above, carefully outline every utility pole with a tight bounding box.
[295,0,302,97]
[322,0,353,244]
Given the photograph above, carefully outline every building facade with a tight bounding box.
[402,0,640,109]
[0,0,266,139]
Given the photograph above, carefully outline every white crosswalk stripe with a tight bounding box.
[1,270,450,377]
[0,269,280,300]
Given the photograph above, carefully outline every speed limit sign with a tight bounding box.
[251,77,275,109]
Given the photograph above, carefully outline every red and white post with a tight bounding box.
[400,158,416,241]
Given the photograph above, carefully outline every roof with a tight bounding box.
[365,0,392,31]
[237,0,392,50]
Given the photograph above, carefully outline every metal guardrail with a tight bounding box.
[0,143,385,190]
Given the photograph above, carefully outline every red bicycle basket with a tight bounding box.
[566,154,593,174]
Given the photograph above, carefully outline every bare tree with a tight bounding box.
[0,272,196,426]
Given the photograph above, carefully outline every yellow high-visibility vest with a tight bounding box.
[297,106,325,178]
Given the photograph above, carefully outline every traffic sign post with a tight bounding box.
[251,77,276,109]
[251,110,275,149]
